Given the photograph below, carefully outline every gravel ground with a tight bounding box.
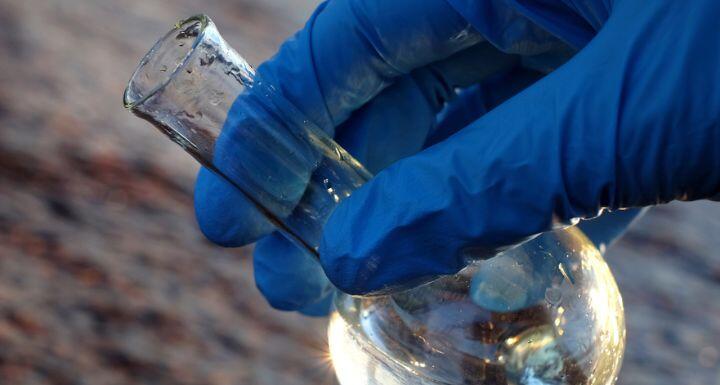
[0,1,718,384]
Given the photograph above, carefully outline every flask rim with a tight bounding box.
[122,14,211,110]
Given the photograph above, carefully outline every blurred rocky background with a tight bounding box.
[0,0,717,385]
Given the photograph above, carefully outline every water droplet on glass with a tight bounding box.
[200,54,216,66]
[176,23,200,40]
[545,287,562,306]
[209,90,224,106]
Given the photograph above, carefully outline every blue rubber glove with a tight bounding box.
[195,0,720,311]
[197,0,550,314]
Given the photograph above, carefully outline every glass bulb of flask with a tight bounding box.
[328,227,624,385]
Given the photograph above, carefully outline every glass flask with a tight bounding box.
[124,15,625,385]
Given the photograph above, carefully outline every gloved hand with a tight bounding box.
[195,0,720,313]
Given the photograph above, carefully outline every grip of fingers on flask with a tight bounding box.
[124,15,625,385]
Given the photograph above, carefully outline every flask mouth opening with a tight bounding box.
[123,14,210,109]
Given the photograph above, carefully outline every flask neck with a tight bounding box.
[124,15,371,256]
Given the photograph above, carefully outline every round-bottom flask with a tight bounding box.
[329,227,624,385]
[123,16,626,385]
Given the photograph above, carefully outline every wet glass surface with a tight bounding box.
[330,227,625,385]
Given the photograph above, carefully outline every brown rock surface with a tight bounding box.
[0,0,717,384]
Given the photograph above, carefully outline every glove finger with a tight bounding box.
[335,42,518,173]
[194,167,273,246]
[426,59,650,253]
[428,46,577,146]
[253,232,334,312]
[332,74,434,173]
[256,0,485,135]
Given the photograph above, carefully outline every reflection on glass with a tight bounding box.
[329,228,625,385]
